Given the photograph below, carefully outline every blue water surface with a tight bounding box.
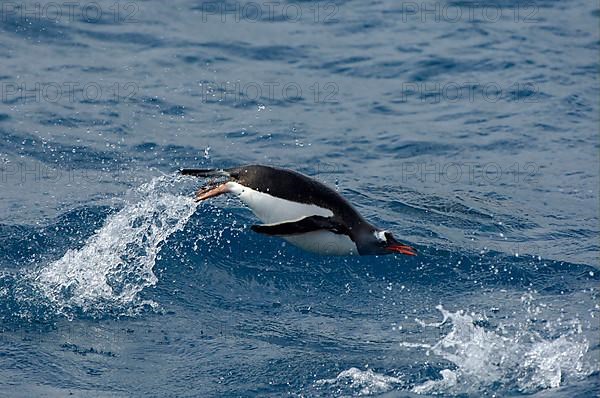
[0,0,599,396]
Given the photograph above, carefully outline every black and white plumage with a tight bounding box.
[180,165,416,256]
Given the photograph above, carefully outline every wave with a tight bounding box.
[315,367,404,395]
[0,173,597,397]
[19,174,197,319]
[1,171,597,322]
[410,304,593,395]
[314,303,596,396]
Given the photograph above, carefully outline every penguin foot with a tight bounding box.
[195,183,230,202]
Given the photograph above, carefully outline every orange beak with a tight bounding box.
[386,243,417,256]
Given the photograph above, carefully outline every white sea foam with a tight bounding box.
[315,367,403,396]
[316,302,594,397]
[411,305,593,395]
[32,175,198,317]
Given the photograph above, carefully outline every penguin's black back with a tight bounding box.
[227,165,369,229]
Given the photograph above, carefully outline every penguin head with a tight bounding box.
[362,230,417,256]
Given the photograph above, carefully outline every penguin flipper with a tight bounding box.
[251,215,348,236]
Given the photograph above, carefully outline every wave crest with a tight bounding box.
[31,175,198,317]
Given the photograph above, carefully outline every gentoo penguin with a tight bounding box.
[180,165,416,256]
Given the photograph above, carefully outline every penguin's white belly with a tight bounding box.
[226,181,333,224]
[284,231,358,255]
[225,182,358,255]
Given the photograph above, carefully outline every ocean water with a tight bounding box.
[0,0,599,396]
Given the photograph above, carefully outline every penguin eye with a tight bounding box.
[374,230,387,242]
[384,232,393,242]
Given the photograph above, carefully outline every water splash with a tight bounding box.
[316,301,595,397]
[31,174,198,317]
[411,305,593,395]
[315,367,403,396]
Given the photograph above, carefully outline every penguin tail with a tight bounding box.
[179,168,230,178]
